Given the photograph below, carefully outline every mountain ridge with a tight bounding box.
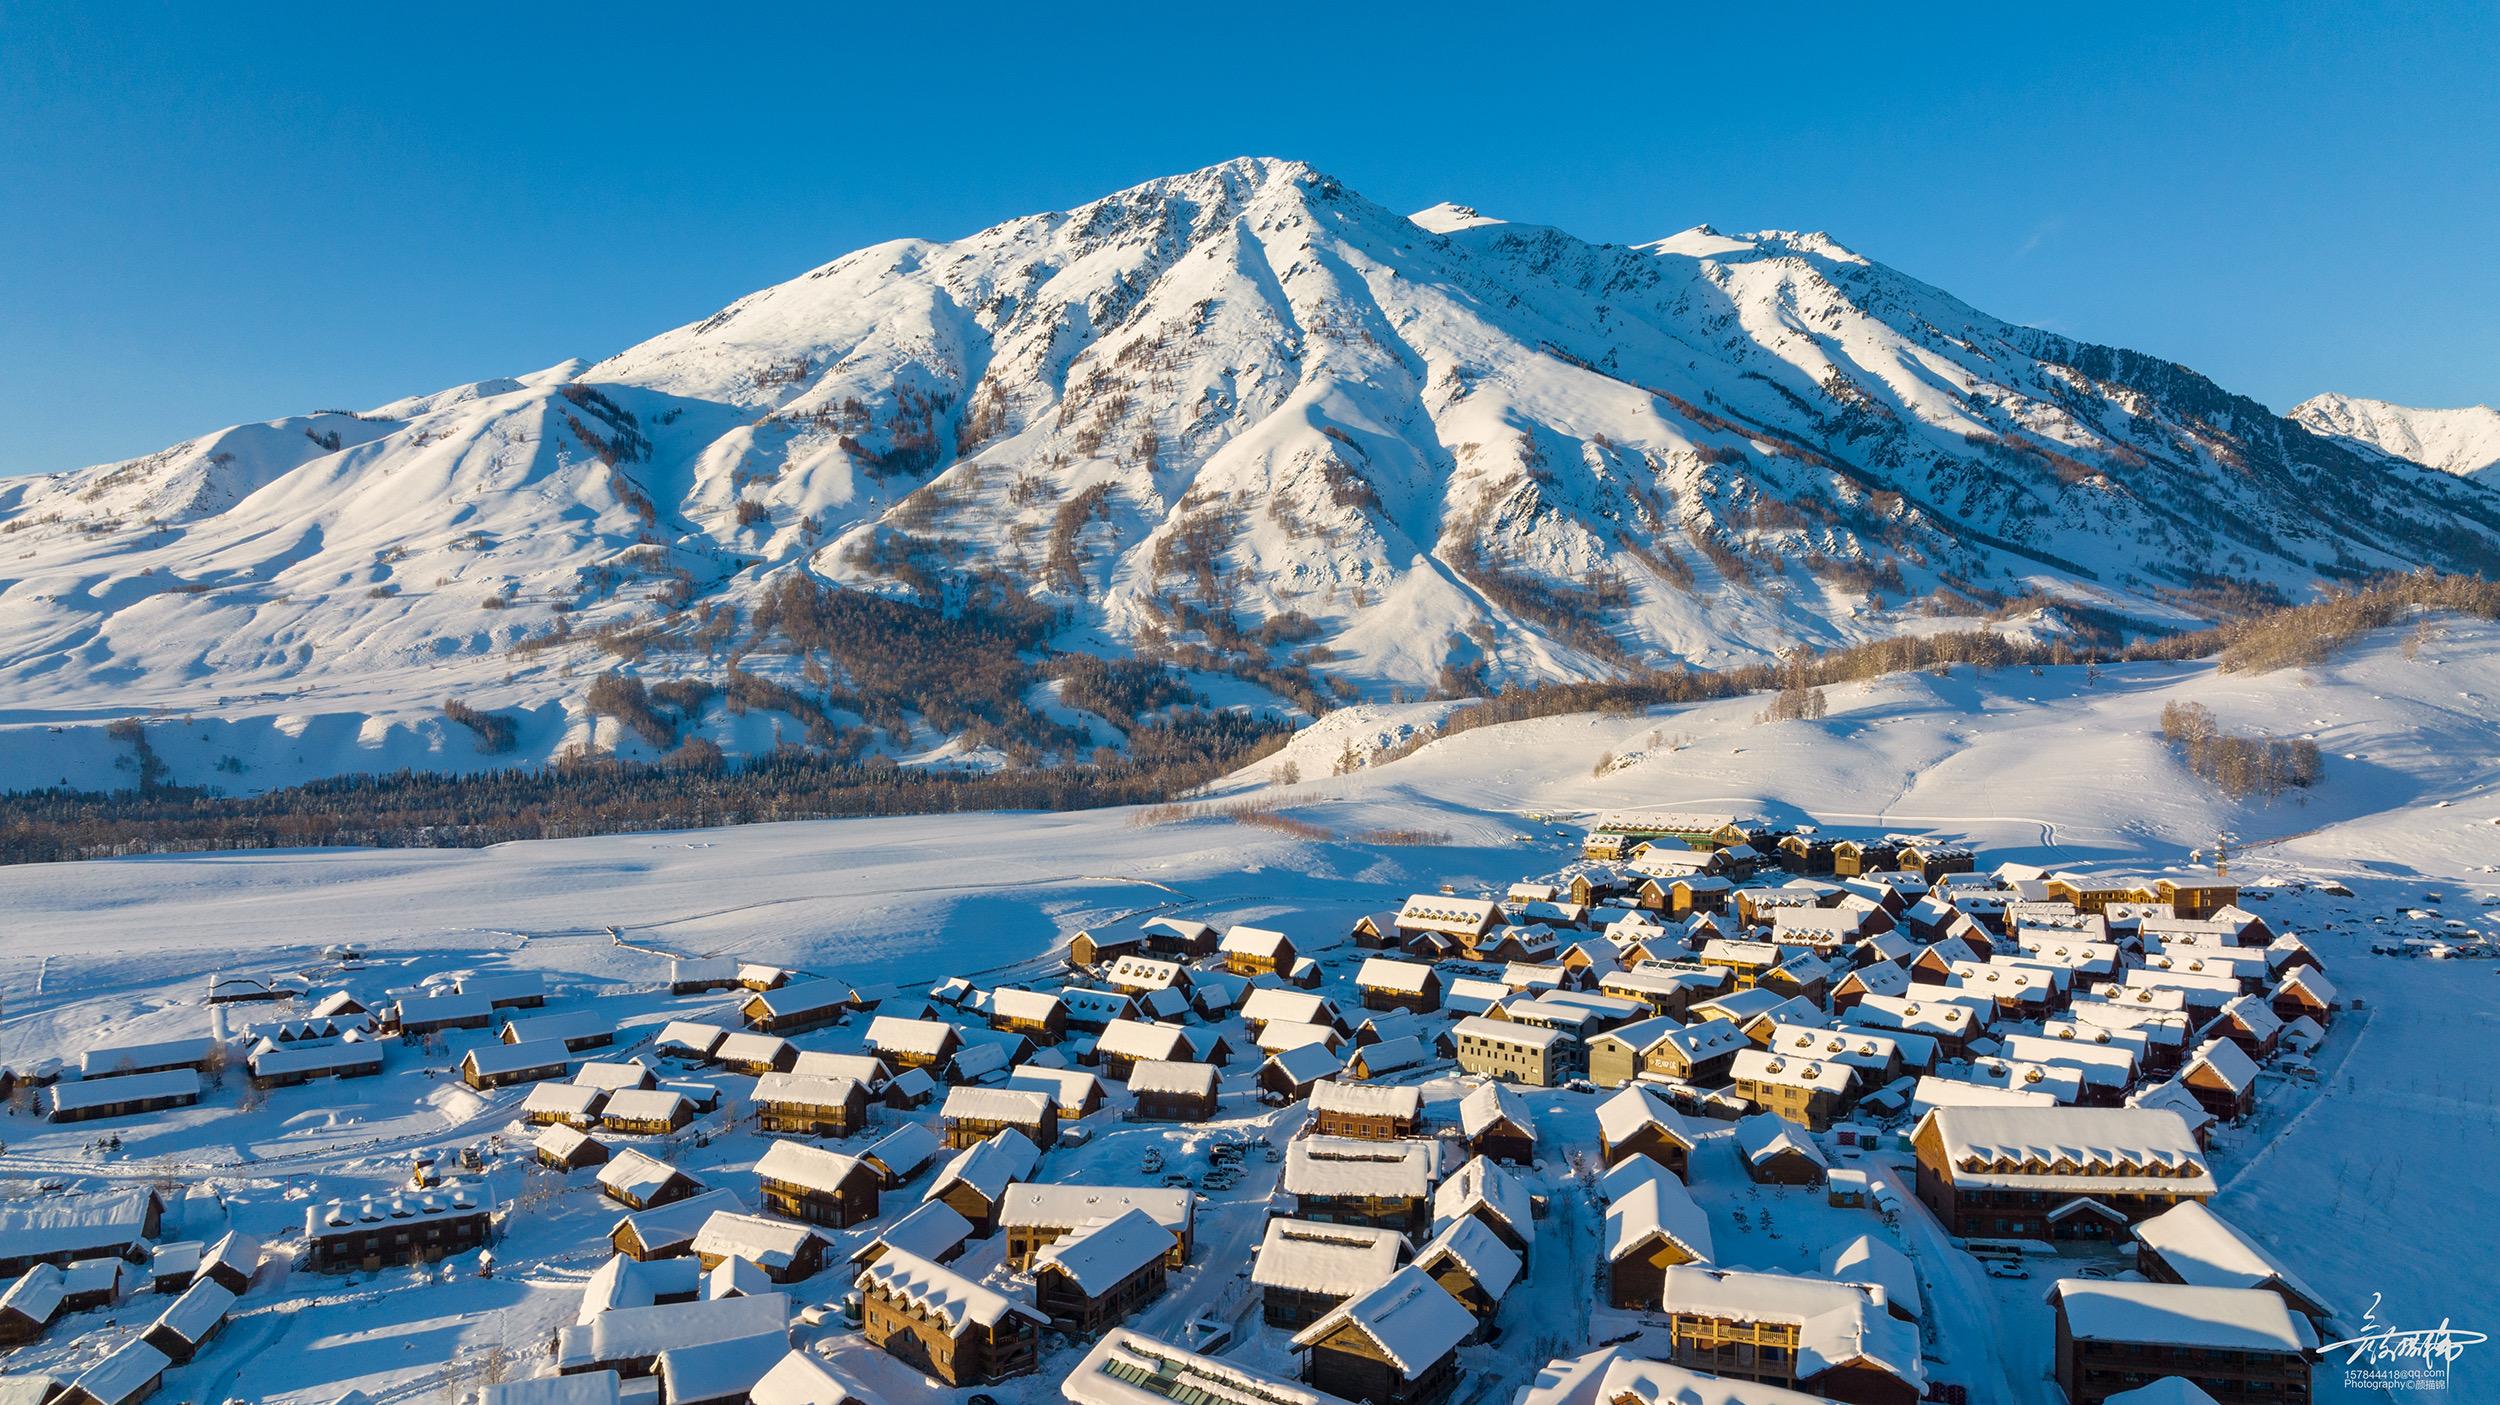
[3,156,2495,794]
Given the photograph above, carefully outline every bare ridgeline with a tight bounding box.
[0,811,2356,1405]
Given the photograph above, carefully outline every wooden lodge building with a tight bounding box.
[1253,1217,1407,1328]
[1457,1082,1537,1166]
[857,1247,1047,1386]
[1285,1136,1437,1236]
[939,1086,1057,1150]
[1219,925,1297,978]
[741,976,856,1036]
[751,1072,871,1137]
[1288,1265,1476,1405]
[1001,1184,1196,1270]
[1912,1106,2214,1239]
[302,1193,491,1272]
[1355,958,1443,1014]
[754,1140,882,1228]
[1127,1059,1220,1122]
[1653,1264,1923,1405]
[1595,1085,1698,1180]
[1031,1208,1172,1335]
[1308,1079,1426,1141]
[2050,1279,2316,1405]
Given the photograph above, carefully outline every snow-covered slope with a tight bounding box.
[6,158,2499,793]
[2290,393,2500,486]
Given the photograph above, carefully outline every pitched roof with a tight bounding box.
[1414,1212,1521,1299]
[2050,1279,2317,1353]
[1603,1167,1714,1266]
[1285,1136,1435,1199]
[753,1141,874,1195]
[1251,1218,1405,1297]
[857,1248,1045,1331]
[1036,1208,1173,1294]
[1309,1079,1423,1121]
[1595,1085,1695,1149]
[1289,1266,1475,1373]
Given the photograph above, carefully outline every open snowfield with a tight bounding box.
[1,621,2496,1402]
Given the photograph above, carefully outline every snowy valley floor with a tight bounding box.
[0,624,2494,1402]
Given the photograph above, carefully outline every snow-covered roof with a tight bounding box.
[1252,1217,1405,1296]
[1260,1020,1342,1055]
[2185,1037,2260,1095]
[1525,1350,1847,1405]
[1657,1266,1920,1386]
[1731,1046,1854,1096]
[1065,1329,1346,1405]
[609,1189,747,1255]
[940,1085,1053,1125]
[752,976,856,1016]
[602,1089,690,1124]
[862,1122,942,1179]
[1261,1041,1346,1085]
[748,1349,890,1405]
[690,1211,818,1271]
[864,1016,959,1057]
[999,1183,1192,1236]
[1291,1266,1475,1372]
[925,1130,1039,1202]
[657,1021,730,1056]
[789,1050,888,1086]
[77,1036,214,1078]
[0,1188,156,1263]
[1604,1163,1715,1267]
[575,1059,654,1092]
[1036,1207,1173,1294]
[524,1083,608,1117]
[753,1141,873,1195]
[1126,1059,1217,1097]
[250,1041,383,1078]
[598,1149,692,1201]
[1911,1077,2052,1116]
[67,1338,172,1405]
[1450,1014,1562,1051]
[1096,1018,1194,1062]
[1822,1234,1918,1319]
[463,1037,573,1078]
[1734,1113,1828,1171]
[2131,1202,2330,1317]
[1457,1081,1532,1141]
[0,1263,65,1326]
[49,1068,201,1113]
[1285,1136,1436,1199]
[1433,1155,1532,1243]
[560,1292,790,1371]
[1917,1106,2212,1193]
[1242,988,1336,1026]
[581,1253,700,1324]
[1004,1063,1103,1107]
[658,1329,785,1401]
[2050,1279,2317,1353]
[1220,925,1291,957]
[1105,956,1190,989]
[988,987,1062,1023]
[1309,1079,1423,1121]
[852,1200,975,1266]
[750,1072,863,1111]
[1414,1212,1521,1299]
[857,1248,1044,1331]
[1595,1084,1695,1149]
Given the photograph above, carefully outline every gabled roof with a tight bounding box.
[753,1140,874,1195]
[1602,1165,1713,1264]
[1035,1208,1174,1293]
[858,1248,1045,1331]
[2130,1201,2332,1322]
[2049,1278,2317,1353]
[1595,1085,1695,1150]
[1414,1213,1521,1299]
[1457,1081,1532,1141]
[1253,1217,1405,1297]
[1309,1079,1422,1121]
[1289,1266,1475,1374]
[1432,1155,1532,1245]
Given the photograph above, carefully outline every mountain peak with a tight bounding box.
[1409,201,1505,234]
[2293,393,2500,482]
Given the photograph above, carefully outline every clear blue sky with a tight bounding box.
[5,3,2495,475]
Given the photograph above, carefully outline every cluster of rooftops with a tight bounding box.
[0,815,2354,1405]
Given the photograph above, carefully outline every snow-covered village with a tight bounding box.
[5,9,2500,1405]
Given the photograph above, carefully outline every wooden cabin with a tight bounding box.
[754,1140,882,1228]
[2051,1279,2315,1405]
[689,1210,827,1284]
[939,1086,1056,1150]
[1127,1060,1219,1122]
[1289,1266,1475,1405]
[1595,1085,1697,1180]
[857,1248,1046,1386]
[597,1150,704,1212]
[751,1072,871,1137]
[740,976,855,1036]
[1218,925,1297,978]
[1912,1106,2213,1239]
[1031,1208,1171,1335]
[598,1089,694,1136]
[1457,1082,1537,1166]
[1604,1170,1714,1308]
[1309,1079,1426,1141]
[1253,1217,1406,1328]
[1354,958,1442,1015]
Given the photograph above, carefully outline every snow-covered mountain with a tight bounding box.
[5,157,2498,791]
[2290,393,2500,486]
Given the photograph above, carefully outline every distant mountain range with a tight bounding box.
[2291,393,2500,487]
[3,157,2495,793]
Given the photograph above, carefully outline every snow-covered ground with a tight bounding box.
[0,622,2496,1401]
